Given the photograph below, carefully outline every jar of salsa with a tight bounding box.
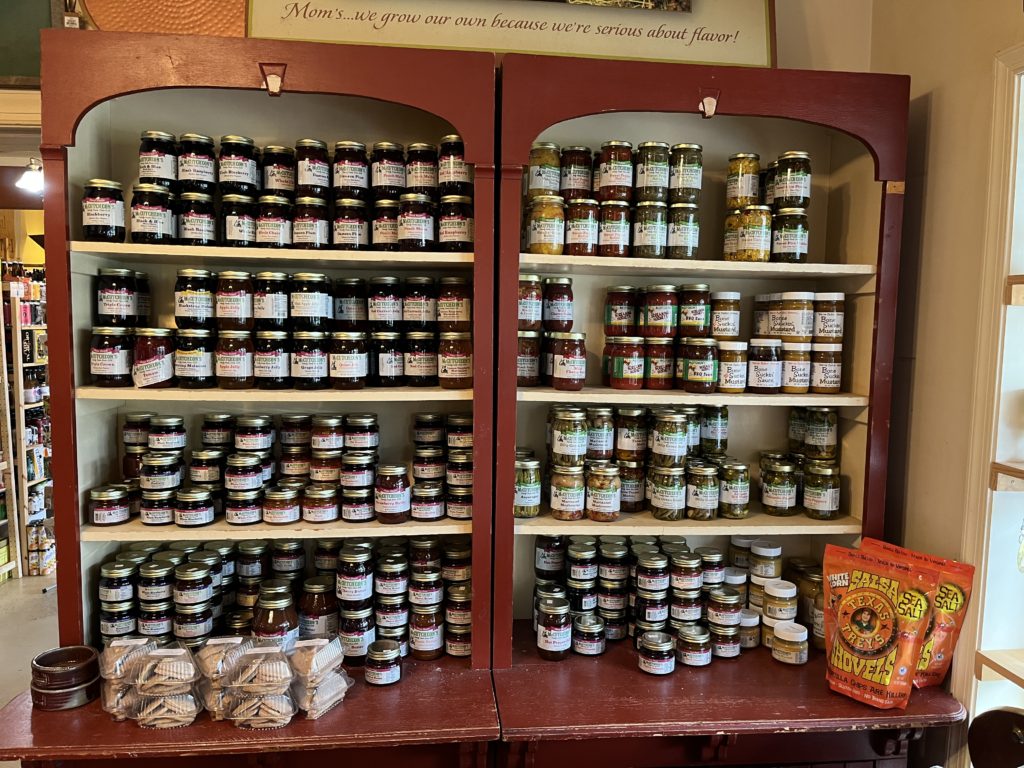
[642,285,678,338]
[550,332,586,391]
[604,286,638,336]
[255,195,293,247]
[216,271,254,332]
[560,146,593,201]
[375,465,411,524]
[439,134,472,197]
[82,180,125,242]
[598,200,630,258]
[295,138,330,198]
[439,332,473,389]
[565,198,599,257]
[542,277,573,333]
[132,328,175,388]
[398,194,435,251]
[215,330,254,389]
[90,327,132,387]
[599,141,633,203]
[292,197,329,249]
[642,338,673,389]
[262,145,296,198]
[291,331,329,389]
[438,277,471,332]
[254,331,290,389]
[606,336,644,390]
[372,200,400,251]
[371,141,406,199]
[333,140,369,200]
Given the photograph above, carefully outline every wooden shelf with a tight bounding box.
[495,621,966,741]
[513,507,862,536]
[21,362,47,368]
[0,660,499,761]
[517,387,869,407]
[25,478,49,489]
[0,561,16,577]
[70,242,474,270]
[19,325,46,331]
[991,461,1024,491]
[975,649,1024,685]
[520,253,876,279]
[81,516,472,542]
[76,386,472,403]
[1005,275,1024,305]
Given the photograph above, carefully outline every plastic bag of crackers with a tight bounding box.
[289,638,354,720]
[123,643,204,728]
[195,637,256,720]
[824,543,952,710]
[99,638,158,721]
[222,645,297,729]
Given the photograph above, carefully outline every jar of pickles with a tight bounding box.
[669,143,702,205]
[649,467,686,521]
[802,463,841,519]
[761,461,798,516]
[514,459,542,518]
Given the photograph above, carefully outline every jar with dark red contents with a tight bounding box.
[190,449,224,485]
[409,567,444,606]
[254,331,290,389]
[123,413,152,447]
[398,194,435,251]
[645,338,675,390]
[132,328,175,388]
[599,200,631,258]
[123,445,147,479]
[413,412,445,447]
[215,330,254,389]
[292,197,329,249]
[302,486,338,524]
[517,331,541,386]
[607,336,645,391]
[216,271,254,332]
[401,276,436,332]
[447,413,473,450]
[309,450,342,485]
[411,482,445,521]
[299,575,339,639]
[438,277,471,333]
[375,465,411,524]
[339,607,376,665]
[439,195,473,253]
[334,277,367,331]
[311,415,344,450]
[140,453,179,491]
[138,130,176,189]
[218,135,258,196]
[250,272,287,332]
[135,271,152,325]
[290,272,332,332]
[374,555,409,596]
[333,140,369,200]
[175,488,215,528]
[678,284,711,338]
[678,338,718,394]
[536,597,572,661]
[406,143,438,197]
[148,415,186,451]
[368,276,403,332]
[90,486,130,526]
[603,285,639,336]
[404,332,438,386]
[328,331,368,389]
[90,327,133,387]
[336,547,373,608]
[130,184,173,244]
[371,200,400,251]
[642,285,678,339]
[560,146,593,201]
[279,445,310,480]
[332,198,368,250]
[550,332,586,391]
[344,414,379,451]
[565,198,599,257]
[291,331,329,389]
[171,268,214,332]
[261,145,296,199]
[255,195,293,248]
[342,488,374,522]
[439,332,473,389]
[439,134,472,197]
[599,141,634,203]
[225,453,263,492]
[235,415,272,451]
[295,139,330,198]
[369,332,404,386]
[82,179,125,242]
[542,277,573,332]
[177,133,216,195]
[178,192,217,246]
[96,268,136,327]
[518,274,543,331]
[371,142,406,199]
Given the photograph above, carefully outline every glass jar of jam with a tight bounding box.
[279,445,310,479]
[252,271,289,332]
[637,631,675,675]
[90,486,129,526]
[536,597,572,661]
[289,272,332,332]
[292,197,329,249]
[408,604,443,661]
[310,415,343,450]
[447,486,472,520]
[178,192,216,246]
[252,331,289,389]
[402,276,437,332]
[598,200,630,258]
[298,575,339,640]
[217,135,258,196]
[517,331,540,386]
[398,193,435,251]
[369,331,404,386]
[177,133,216,194]
[90,327,132,387]
[527,195,565,255]
[138,130,176,188]
[330,197,368,250]
[255,195,293,247]
[446,623,472,657]
[234,415,272,451]
[373,555,409,596]
[368,276,402,332]
[261,486,300,525]
[371,199,400,251]
[236,540,270,578]
[333,277,367,331]
[122,444,146,479]
[96,268,136,327]
[214,271,253,332]
[748,339,782,394]
[438,277,472,333]
[339,606,376,666]
[439,332,473,389]
[550,332,586,391]
[410,482,444,521]
[333,140,369,200]
[375,465,411,524]
[334,546,372,607]
[294,138,330,198]
[439,134,472,197]
[253,593,300,651]
[174,563,213,605]
[371,141,406,199]
[406,143,438,197]
[344,413,379,451]
[325,331,366,389]
[559,146,592,201]
[565,198,599,257]
[174,268,215,331]
[261,145,296,198]
[223,489,260,525]
[130,183,173,244]
[365,640,402,686]
[599,141,633,203]
[213,330,253,388]
[669,143,702,205]
[189,448,224,485]
[132,328,175,388]
[219,193,256,247]
[307,450,340,485]
[174,488,214,527]
[404,332,439,386]
[291,331,329,388]
[82,179,125,242]
[338,488,371,523]
[542,277,573,333]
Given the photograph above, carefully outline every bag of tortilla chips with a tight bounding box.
[861,538,974,688]
[822,544,938,709]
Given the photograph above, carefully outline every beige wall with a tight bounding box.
[871,1,1024,558]
[775,0,872,71]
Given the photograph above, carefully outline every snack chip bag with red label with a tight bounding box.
[861,538,974,688]
[822,544,938,709]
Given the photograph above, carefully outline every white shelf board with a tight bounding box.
[81,517,473,542]
[20,325,46,331]
[25,477,49,489]
[0,561,16,577]
[71,242,473,270]
[513,508,862,536]
[520,253,876,279]
[76,386,472,403]
[975,649,1024,685]
[516,387,869,407]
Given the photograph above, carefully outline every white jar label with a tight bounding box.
[140,473,178,490]
[633,220,667,247]
[652,430,686,457]
[404,296,437,323]
[616,427,646,452]
[132,353,173,388]
[298,158,330,187]
[225,214,256,242]
[552,354,585,381]
[264,163,295,192]
[333,218,369,246]
[293,217,329,246]
[336,573,373,601]
[668,220,699,249]
[178,153,215,181]
[341,627,376,656]
[440,352,473,380]
[814,311,844,339]
[528,164,560,193]
[642,604,669,622]
[739,223,771,253]
[174,584,213,604]
[139,151,176,180]
[216,350,253,378]
[300,612,339,639]
[376,608,408,628]
[529,217,564,246]
[600,160,633,188]
[149,433,185,449]
[782,359,810,389]
[131,204,170,235]
[98,584,133,601]
[566,217,598,245]
[587,426,613,454]
[373,218,398,245]
[175,290,214,322]
[726,171,758,201]
[439,215,473,243]
[410,625,444,651]
[220,155,258,185]
[586,487,620,515]
[83,196,125,228]
[91,348,130,376]
[805,420,838,446]
[672,602,702,621]
[235,433,272,450]
[291,291,332,318]
[536,548,564,572]
[438,297,472,323]
[378,351,404,377]
[711,310,740,337]
[773,646,808,665]
[811,361,842,390]
[330,352,368,378]
[550,484,585,513]
[373,160,406,188]
[598,593,626,610]
[543,297,573,322]
[100,617,135,635]
[570,563,598,581]
[776,172,812,199]
[216,291,253,320]
[292,351,328,378]
[720,480,750,505]
[804,485,840,512]
[773,228,809,256]
[256,218,292,246]
[748,360,781,389]
[719,360,747,391]
[411,500,444,520]
[368,296,402,322]
[440,155,471,184]
[518,297,542,323]
[334,161,368,189]
[175,506,214,527]
[336,296,368,323]
[638,654,675,675]
[516,354,538,379]
[398,213,434,242]
[651,485,686,511]
[552,428,587,458]
[775,309,814,339]
[687,483,719,510]
[561,165,591,192]
[514,482,541,507]
[681,647,713,667]
[226,504,261,524]
[264,504,300,524]
[762,483,797,508]
[405,352,438,377]
[98,289,136,317]
[254,350,289,378]
[671,164,702,190]
[537,624,571,652]
[254,292,288,320]
[180,213,216,241]
[365,666,401,685]
[636,161,669,189]
[342,501,374,521]
[410,586,444,605]
[621,477,644,503]
[375,487,411,514]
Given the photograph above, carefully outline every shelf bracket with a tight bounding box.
[259,63,288,96]
[872,727,924,757]
[698,88,720,119]
[700,733,738,761]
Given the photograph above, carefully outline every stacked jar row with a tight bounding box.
[84,132,473,246]
[96,534,474,664]
[530,534,819,668]
[90,411,474,528]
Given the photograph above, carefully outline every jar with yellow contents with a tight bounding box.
[527,195,565,256]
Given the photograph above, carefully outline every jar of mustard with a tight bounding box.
[710,292,741,340]
[813,293,845,343]
[811,344,843,393]
[717,341,747,393]
[528,195,565,255]
[776,292,815,342]
[781,343,811,394]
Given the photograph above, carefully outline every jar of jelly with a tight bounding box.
[438,195,473,252]
[295,138,330,198]
[371,141,406,200]
[402,332,438,386]
[216,135,257,196]
[405,142,438,197]
[398,193,435,251]
[261,145,296,198]
[409,604,444,661]
[333,140,369,200]
[288,272,331,332]
[218,193,256,247]
[214,330,254,388]
[138,130,176,188]
[96,268,136,327]
[365,640,402,685]
[235,415,272,451]
[291,331,329,388]
[372,199,400,251]
[336,547,373,607]
[178,192,216,246]
[298,575,339,639]
[177,133,216,194]
[536,597,572,661]
[250,330,289,389]
[259,486,298,525]
[215,271,254,331]
[252,271,289,332]
[375,465,411,524]
[332,198,368,250]
[367,276,402,331]
[439,332,473,389]
[301,485,338,524]
[82,180,125,242]
[130,183,173,244]
[173,488,214,527]
[447,486,472,520]
[439,134,472,197]
[438,277,472,333]
[255,195,293,248]
[132,328,175,388]
[174,268,215,330]
[90,327,132,387]
[291,197,329,249]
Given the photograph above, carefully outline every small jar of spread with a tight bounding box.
[139,488,175,525]
[410,604,445,661]
[174,488,214,527]
[371,199,400,251]
[637,631,675,675]
[375,465,411,524]
[632,201,668,259]
[398,193,435,251]
[550,332,586,391]
[292,197,329,249]
[262,486,300,525]
[234,415,272,451]
[403,332,438,386]
[598,200,630,258]
[291,331,329,388]
[368,276,403,331]
[295,138,330,198]
[371,141,406,199]
[255,195,293,248]
[333,140,369,200]
[130,183,173,244]
[174,563,213,604]
[365,640,402,686]
[177,133,216,194]
[132,328,175,388]
[518,274,543,332]
[747,339,782,394]
[447,486,473,520]
[772,621,809,665]
[253,593,300,651]
[213,330,253,388]
[221,193,256,246]
[536,597,572,661]
[542,277,573,333]
[90,327,132,387]
[438,195,473,252]
[82,179,126,242]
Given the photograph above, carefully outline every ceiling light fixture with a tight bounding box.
[15,158,43,195]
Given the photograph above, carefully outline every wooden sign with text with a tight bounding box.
[248,0,774,67]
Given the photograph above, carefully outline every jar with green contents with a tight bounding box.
[649,467,686,521]
[788,407,808,451]
[723,209,743,260]
[650,413,688,469]
[686,466,719,521]
[667,203,699,260]
[802,462,841,519]
[699,405,728,456]
[761,461,798,516]
[669,143,702,205]
[514,459,542,518]
[551,409,588,467]
[803,406,838,460]
[632,201,668,259]
[586,407,614,461]
[618,460,645,513]
[771,208,809,263]
[586,466,621,523]
[718,461,750,519]
[614,407,647,462]
[775,151,812,209]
